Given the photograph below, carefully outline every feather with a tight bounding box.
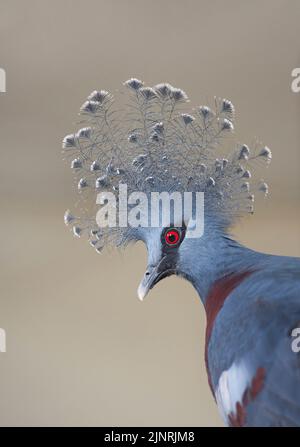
[62,78,271,251]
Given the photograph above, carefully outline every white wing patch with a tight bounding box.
[215,361,251,424]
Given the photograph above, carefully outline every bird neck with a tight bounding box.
[181,229,265,304]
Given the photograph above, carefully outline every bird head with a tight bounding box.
[62,78,271,298]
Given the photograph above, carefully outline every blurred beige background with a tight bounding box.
[0,0,299,427]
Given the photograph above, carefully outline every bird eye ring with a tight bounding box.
[164,228,181,246]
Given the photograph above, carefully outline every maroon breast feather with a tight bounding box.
[204,271,254,395]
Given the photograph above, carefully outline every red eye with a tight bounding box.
[165,228,180,246]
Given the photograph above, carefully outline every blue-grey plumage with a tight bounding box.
[139,222,300,426]
[63,78,300,427]
[202,244,300,426]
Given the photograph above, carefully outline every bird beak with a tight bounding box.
[137,256,176,301]
[137,265,159,301]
